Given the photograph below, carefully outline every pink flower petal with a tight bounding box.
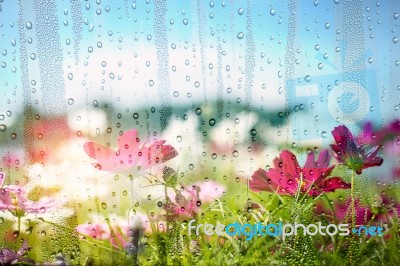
[316,177,351,194]
[0,172,4,187]
[83,129,178,173]
[276,150,301,180]
[83,142,122,171]
[117,129,141,157]
[76,223,111,240]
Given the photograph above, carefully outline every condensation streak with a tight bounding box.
[154,0,172,130]
[244,1,255,115]
[284,0,297,143]
[196,0,208,104]
[342,0,366,81]
[216,39,224,121]
[70,0,83,65]
[32,0,68,115]
[32,0,70,154]
[17,0,34,164]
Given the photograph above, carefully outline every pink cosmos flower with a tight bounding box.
[358,120,400,146]
[316,198,374,226]
[166,186,200,218]
[1,152,23,170]
[76,214,157,249]
[76,222,111,240]
[166,181,225,218]
[0,173,62,216]
[394,168,400,180]
[76,222,127,248]
[374,194,400,223]
[83,129,178,173]
[331,125,383,174]
[249,149,350,197]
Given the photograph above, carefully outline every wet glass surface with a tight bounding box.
[0,1,399,265]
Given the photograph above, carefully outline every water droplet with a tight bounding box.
[68,73,73,80]
[26,22,32,29]
[195,108,202,115]
[304,75,311,82]
[238,8,244,15]
[101,202,107,209]
[176,136,182,142]
[183,18,188,25]
[30,53,36,60]
[11,133,17,139]
[237,32,244,39]
[270,9,276,16]
[321,131,327,138]
[209,118,216,126]
[232,150,239,157]
[0,124,6,132]
[393,37,398,43]
[68,98,74,105]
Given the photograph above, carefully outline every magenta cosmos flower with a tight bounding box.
[330,125,383,174]
[84,129,178,173]
[315,198,373,226]
[0,173,62,216]
[250,150,350,196]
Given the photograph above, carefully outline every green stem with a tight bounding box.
[348,170,359,266]
[322,193,339,252]
[322,194,336,224]
[351,170,356,230]
[17,216,21,239]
